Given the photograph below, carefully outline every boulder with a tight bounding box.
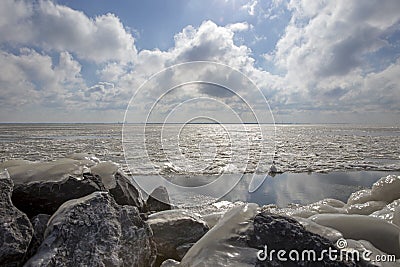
[146,186,172,212]
[25,214,51,260]
[147,210,209,264]
[84,161,145,210]
[24,191,156,267]
[0,170,33,267]
[248,213,357,266]
[6,159,105,217]
[109,171,145,210]
[4,159,145,217]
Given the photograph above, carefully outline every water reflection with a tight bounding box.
[133,171,400,208]
[223,171,400,207]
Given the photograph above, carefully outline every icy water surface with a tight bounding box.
[1,123,399,175]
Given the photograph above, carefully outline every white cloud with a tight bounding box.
[267,0,400,117]
[0,48,84,112]
[241,0,258,16]
[0,0,136,63]
[226,22,250,32]
[0,0,398,123]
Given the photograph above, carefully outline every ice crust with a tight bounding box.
[181,203,259,267]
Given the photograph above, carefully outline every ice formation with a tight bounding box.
[180,203,259,266]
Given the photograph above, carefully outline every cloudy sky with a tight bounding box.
[0,0,399,123]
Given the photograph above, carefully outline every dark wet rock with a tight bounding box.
[248,212,359,267]
[109,171,145,210]
[11,172,105,218]
[24,191,156,267]
[147,209,209,264]
[25,214,51,260]
[0,171,33,267]
[89,162,146,211]
[146,186,172,212]
[5,159,146,217]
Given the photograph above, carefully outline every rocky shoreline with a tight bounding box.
[1,154,400,266]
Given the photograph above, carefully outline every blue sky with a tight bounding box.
[0,0,399,123]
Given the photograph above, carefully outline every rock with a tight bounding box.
[147,209,209,264]
[110,171,145,209]
[180,203,260,267]
[146,186,172,212]
[91,162,145,210]
[25,214,51,260]
[5,158,146,217]
[0,170,33,267]
[248,213,357,266]
[7,159,106,217]
[24,191,156,267]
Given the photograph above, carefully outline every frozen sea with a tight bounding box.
[1,123,399,207]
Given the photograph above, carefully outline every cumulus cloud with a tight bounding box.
[0,0,399,123]
[0,0,136,63]
[0,48,84,112]
[266,0,400,118]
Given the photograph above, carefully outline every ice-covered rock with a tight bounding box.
[146,186,172,212]
[294,217,343,242]
[91,161,145,209]
[147,209,209,264]
[109,171,145,209]
[347,189,374,205]
[8,159,106,217]
[310,213,400,258]
[25,214,51,260]
[346,201,387,215]
[201,211,225,228]
[160,259,180,267]
[0,170,33,267]
[180,203,259,267]
[371,175,400,203]
[370,199,400,225]
[262,198,346,219]
[0,159,32,169]
[248,213,355,266]
[4,158,145,217]
[345,239,399,267]
[24,191,156,267]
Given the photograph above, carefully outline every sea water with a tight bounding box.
[1,123,399,207]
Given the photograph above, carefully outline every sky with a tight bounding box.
[0,0,399,124]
